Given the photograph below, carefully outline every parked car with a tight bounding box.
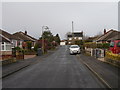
[69,45,80,54]
[109,40,120,54]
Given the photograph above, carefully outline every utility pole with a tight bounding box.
[72,21,74,44]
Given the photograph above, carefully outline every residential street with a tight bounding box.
[1,2,120,89]
[2,45,107,88]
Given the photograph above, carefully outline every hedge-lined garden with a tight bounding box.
[84,42,110,49]
[105,51,120,67]
[106,51,120,61]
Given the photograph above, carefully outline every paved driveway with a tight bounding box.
[3,45,106,88]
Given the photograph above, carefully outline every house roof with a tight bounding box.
[0,35,11,42]
[13,31,37,42]
[67,32,83,37]
[0,29,20,40]
[85,36,100,42]
[96,30,120,42]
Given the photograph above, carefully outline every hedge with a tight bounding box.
[84,42,110,49]
[106,51,120,61]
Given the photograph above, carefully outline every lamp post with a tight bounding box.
[42,26,49,54]
[72,21,74,44]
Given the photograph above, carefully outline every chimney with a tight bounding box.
[104,29,106,34]
[25,31,27,35]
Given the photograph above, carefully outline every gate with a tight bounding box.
[91,49,105,58]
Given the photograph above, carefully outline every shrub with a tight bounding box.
[100,43,110,49]
[84,42,110,49]
[14,47,22,51]
[106,51,120,61]
[26,41,32,50]
[84,42,97,48]
[75,40,82,45]
[34,43,39,51]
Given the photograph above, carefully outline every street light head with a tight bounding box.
[42,26,49,31]
[44,26,49,30]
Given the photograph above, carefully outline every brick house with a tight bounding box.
[0,29,21,61]
[95,29,120,43]
[13,31,37,49]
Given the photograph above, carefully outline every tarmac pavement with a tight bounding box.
[77,54,120,88]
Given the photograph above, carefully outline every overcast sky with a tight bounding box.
[2,2,118,40]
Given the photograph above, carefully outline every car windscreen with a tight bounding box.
[70,46,79,48]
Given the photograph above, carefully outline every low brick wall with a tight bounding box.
[0,51,12,55]
[24,55,36,59]
[0,51,12,61]
[16,55,24,60]
[0,55,12,61]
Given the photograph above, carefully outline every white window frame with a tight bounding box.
[1,42,12,51]
[78,37,82,40]
[11,40,18,47]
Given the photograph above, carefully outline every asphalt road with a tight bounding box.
[3,45,106,88]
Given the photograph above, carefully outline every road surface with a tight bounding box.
[3,45,106,88]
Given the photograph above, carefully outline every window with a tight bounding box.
[6,44,12,50]
[110,42,114,47]
[70,46,79,48]
[12,40,17,47]
[2,45,4,50]
[1,42,12,51]
[17,41,20,46]
[78,37,82,40]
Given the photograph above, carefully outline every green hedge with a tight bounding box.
[84,42,110,49]
[106,51,120,61]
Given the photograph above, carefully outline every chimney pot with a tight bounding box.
[104,29,106,34]
[25,31,27,35]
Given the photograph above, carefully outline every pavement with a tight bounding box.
[2,47,59,78]
[2,45,119,89]
[24,55,36,59]
[78,54,120,88]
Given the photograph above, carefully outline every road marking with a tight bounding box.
[76,55,113,90]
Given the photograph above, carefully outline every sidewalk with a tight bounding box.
[79,54,120,88]
[2,47,59,78]
[24,55,36,59]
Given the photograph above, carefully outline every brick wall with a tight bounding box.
[0,51,12,55]
[0,51,12,61]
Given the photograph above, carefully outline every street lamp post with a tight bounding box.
[42,26,49,54]
[72,21,74,44]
